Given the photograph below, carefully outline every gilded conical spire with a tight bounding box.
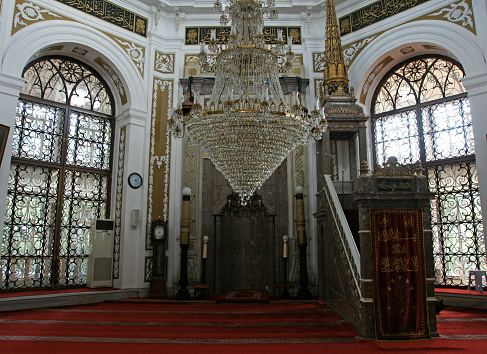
[323,0,349,96]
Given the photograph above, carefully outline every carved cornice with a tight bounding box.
[180,77,309,96]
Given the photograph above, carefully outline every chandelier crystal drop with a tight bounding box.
[169,0,327,204]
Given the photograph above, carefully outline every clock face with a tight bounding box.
[128,173,142,189]
[154,226,165,239]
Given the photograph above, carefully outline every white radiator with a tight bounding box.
[87,219,114,288]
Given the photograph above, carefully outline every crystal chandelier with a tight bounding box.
[170,0,327,204]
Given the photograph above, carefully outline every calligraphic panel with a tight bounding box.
[377,179,413,192]
[54,0,148,37]
[370,209,429,340]
[185,26,302,45]
[339,0,430,36]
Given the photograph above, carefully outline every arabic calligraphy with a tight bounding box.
[380,256,419,273]
[339,0,430,35]
[377,178,413,192]
[186,26,302,45]
[54,0,148,37]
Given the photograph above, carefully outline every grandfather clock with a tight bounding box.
[149,219,167,297]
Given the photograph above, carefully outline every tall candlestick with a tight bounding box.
[180,187,191,245]
[295,186,311,300]
[283,235,288,258]
[177,187,192,300]
[203,235,209,259]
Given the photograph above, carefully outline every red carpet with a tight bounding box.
[1,300,487,353]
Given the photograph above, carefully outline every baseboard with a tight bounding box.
[436,292,487,310]
[0,288,141,312]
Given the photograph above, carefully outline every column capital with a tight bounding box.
[0,73,25,97]
[116,106,148,127]
[462,73,487,97]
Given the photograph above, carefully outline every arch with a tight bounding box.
[348,20,485,110]
[1,20,147,114]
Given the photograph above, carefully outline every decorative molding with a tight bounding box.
[145,257,152,282]
[343,35,378,67]
[154,51,175,74]
[313,53,326,73]
[330,140,338,181]
[113,125,126,279]
[154,4,164,30]
[94,57,127,105]
[340,0,475,65]
[328,107,359,115]
[54,0,148,37]
[359,56,394,104]
[185,26,302,45]
[184,54,217,75]
[113,37,145,77]
[428,0,474,31]
[314,79,324,99]
[13,1,63,35]
[175,8,180,34]
[339,0,430,36]
[147,79,173,249]
[294,145,305,189]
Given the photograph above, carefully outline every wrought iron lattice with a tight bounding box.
[59,170,109,286]
[422,98,474,162]
[2,57,114,291]
[429,161,485,286]
[372,56,485,287]
[13,100,65,163]
[1,163,59,290]
[374,57,466,115]
[374,109,420,166]
[66,111,113,170]
[21,57,113,115]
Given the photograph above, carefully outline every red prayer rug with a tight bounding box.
[370,209,430,340]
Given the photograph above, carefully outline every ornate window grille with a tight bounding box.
[1,57,114,290]
[372,56,485,287]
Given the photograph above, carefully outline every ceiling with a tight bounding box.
[136,0,361,16]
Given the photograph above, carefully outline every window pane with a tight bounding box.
[420,59,466,103]
[21,58,112,115]
[21,59,67,104]
[58,170,109,286]
[374,110,420,166]
[12,100,65,163]
[429,161,485,286]
[66,111,113,170]
[422,97,474,161]
[374,58,466,114]
[1,163,59,289]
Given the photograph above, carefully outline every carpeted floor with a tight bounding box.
[1,300,487,353]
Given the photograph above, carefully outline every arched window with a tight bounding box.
[372,56,485,287]
[1,57,114,290]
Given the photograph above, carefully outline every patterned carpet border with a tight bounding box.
[0,319,346,327]
[3,334,487,343]
[437,318,487,322]
[0,335,363,344]
[32,308,330,315]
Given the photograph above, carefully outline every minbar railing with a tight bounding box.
[322,174,361,299]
